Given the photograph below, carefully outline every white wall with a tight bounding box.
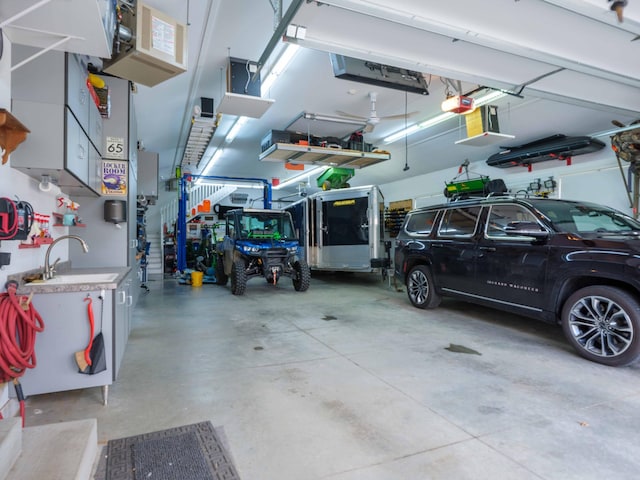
[379,148,632,216]
[0,35,74,416]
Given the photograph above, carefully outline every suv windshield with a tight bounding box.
[238,212,296,240]
[534,201,640,235]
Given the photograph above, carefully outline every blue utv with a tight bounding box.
[215,208,310,295]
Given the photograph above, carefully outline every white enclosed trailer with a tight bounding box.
[286,185,389,272]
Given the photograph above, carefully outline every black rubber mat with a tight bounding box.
[103,421,240,480]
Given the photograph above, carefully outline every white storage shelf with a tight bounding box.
[259,143,391,169]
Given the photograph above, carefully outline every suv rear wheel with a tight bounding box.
[562,286,640,366]
[231,259,247,295]
[406,265,441,309]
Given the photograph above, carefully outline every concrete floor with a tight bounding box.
[23,272,640,479]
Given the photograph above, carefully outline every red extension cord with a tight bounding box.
[0,281,44,426]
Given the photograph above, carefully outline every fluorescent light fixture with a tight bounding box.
[225,116,249,144]
[590,122,640,138]
[273,166,328,190]
[206,183,265,189]
[200,148,225,176]
[260,43,300,96]
[474,90,508,107]
[383,90,508,144]
[303,113,364,125]
[383,123,432,143]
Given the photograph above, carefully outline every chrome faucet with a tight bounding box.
[43,235,89,280]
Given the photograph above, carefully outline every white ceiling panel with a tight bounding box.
[24,0,637,196]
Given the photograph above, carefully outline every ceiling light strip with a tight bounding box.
[273,166,328,190]
[200,148,225,176]
[225,116,249,144]
[261,42,300,96]
[383,91,508,144]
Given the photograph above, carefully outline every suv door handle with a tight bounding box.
[479,246,496,252]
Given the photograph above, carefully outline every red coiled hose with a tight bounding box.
[0,281,45,426]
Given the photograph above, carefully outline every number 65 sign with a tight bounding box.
[105,136,125,159]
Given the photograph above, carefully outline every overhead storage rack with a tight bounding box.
[259,143,390,169]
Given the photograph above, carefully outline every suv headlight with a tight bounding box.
[287,247,298,254]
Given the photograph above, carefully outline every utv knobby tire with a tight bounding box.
[231,260,247,295]
[215,255,228,286]
[292,259,311,292]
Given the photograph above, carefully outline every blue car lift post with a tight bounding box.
[176,174,272,272]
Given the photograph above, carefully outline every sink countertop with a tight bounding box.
[11,265,131,294]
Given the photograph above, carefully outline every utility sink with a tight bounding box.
[26,272,120,285]
[48,273,120,284]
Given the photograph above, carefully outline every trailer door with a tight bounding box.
[318,196,371,270]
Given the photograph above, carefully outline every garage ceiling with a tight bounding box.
[7,0,640,196]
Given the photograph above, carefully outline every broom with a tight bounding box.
[75,296,95,373]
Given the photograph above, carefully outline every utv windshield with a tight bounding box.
[533,201,640,235]
[238,212,296,240]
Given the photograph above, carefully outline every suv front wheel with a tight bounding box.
[406,265,441,309]
[562,286,640,366]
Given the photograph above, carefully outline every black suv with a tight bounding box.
[394,196,640,366]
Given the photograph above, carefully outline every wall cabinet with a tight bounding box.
[137,150,159,201]
[10,46,103,197]
[69,75,141,310]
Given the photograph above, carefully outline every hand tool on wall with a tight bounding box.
[78,293,107,375]
[75,295,95,373]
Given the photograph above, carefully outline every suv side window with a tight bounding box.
[438,206,481,237]
[486,204,543,238]
[405,210,438,234]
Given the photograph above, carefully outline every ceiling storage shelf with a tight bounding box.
[1,0,115,59]
[259,143,390,169]
[454,132,515,147]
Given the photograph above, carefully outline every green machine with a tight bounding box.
[316,167,354,190]
[444,159,489,198]
[444,176,491,198]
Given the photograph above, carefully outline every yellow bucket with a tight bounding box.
[191,271,204,287]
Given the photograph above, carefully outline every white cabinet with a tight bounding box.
[137,150,159,200]
[10,46,103,197]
